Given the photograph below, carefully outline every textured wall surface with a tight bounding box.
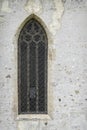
[0,0,87,130]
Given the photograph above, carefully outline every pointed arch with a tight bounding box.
[18,16,48,114]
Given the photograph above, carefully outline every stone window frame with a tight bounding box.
[14,14,53,120]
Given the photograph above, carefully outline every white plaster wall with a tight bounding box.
[0,0,87,130]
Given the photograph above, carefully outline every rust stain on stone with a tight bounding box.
[49,49,56,61]
[75,90,79,94]
[49,52,53,61]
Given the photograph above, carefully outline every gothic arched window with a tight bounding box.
[18,18,48,114]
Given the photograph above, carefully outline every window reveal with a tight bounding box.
[18,18,48,114]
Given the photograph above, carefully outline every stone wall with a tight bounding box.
[0,0,87,130]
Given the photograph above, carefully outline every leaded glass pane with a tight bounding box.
[18,18,48,114]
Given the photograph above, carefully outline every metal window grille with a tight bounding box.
[18,18,48,114]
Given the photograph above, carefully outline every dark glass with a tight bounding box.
[18,18,48,114]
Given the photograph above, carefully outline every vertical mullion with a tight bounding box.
[27,44,30,112]
[36,44,38,113]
